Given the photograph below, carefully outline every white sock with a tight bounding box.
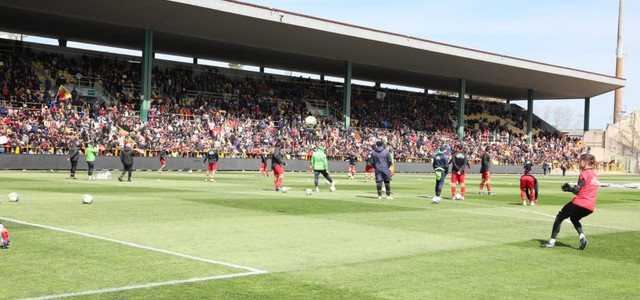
[579,233,585,239]
[549,238,556,244]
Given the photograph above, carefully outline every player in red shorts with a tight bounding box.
[0,222,9,249]
[520,160,538,206]
[271,142,286,191]
[203,147,219,182]
[158,149,167,173]
[479,146,496,195]
[347,153,357,179]
[450,144,471,200]
[259,148,269,177]
[543,154,600,250]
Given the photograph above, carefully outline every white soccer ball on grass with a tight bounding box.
[329,186,336,192]
[8,192,19,202]
[432,196,440,204]
[305,188,313,195]
[455,193,462,200]
[281,187,289,193]
[82,194,93,204]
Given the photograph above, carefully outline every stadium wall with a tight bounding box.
[0,154,541,174]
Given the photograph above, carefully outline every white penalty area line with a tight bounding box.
[2,217,268,299]
[19,272,258,300]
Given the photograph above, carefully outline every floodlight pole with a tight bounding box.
[613,0,625,124]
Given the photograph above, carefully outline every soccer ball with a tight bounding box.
[305,188,313,195]
[432,196,440,204]
[8,192,19,202]
[281,187,289,193]
[82,194,93,204]
[329,186,336,192]
[305,116,318,127]
[455,193,462,200]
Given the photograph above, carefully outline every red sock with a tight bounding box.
[479,183,484,190]
[278,177,283,188]
[461,186,466,196]
[274,178,278,188]
[486,184,491,191]
[451,186,456,197]
[530,191,535,202]
[521,191,526,201]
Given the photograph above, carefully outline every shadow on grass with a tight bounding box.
[535,239,573,249]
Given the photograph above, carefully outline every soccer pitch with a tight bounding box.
[1,171,639,299]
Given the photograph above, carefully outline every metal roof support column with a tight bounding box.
[140,28,153,122]
[457,79,465,139]
[584,97,590,131]
[527,89,534,144]
[343,61,352,130]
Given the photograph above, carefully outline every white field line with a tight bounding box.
[1,217,266,274]
[19,272,259,300]
[3,217,268,299]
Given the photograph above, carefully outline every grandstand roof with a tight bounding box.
[0,0,626,100]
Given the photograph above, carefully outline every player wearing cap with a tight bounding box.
[520,160,538,206]
[432,145,449,202]
[450,144,471,200]
[479,146,496,195]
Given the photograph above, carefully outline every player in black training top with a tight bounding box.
[450,144,471,200]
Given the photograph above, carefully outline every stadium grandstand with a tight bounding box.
[0,0,635,174]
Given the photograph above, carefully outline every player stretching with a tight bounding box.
[479,146,496,195]
[347,153,357,179]
[450,144,471,200]
[203,147,219,182]
[271,142,286,191]
[520,160,538,206]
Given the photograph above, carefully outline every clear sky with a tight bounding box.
[240,0,639,130]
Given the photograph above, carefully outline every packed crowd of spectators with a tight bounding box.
[1,42,592,169]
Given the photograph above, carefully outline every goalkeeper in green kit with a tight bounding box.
[310,146,336,192]
[85,140,100,181]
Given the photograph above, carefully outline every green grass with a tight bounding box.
[1,171,639,299]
